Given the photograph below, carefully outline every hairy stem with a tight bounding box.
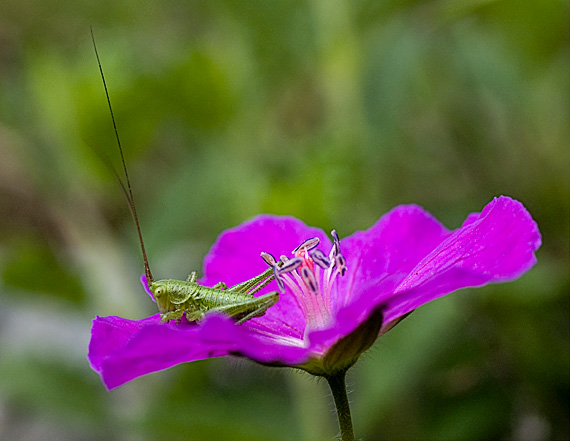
[326,370,354,441]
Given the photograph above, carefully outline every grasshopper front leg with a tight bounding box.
[160,309,185,323]
[163,306,206,324]
[184,309,205,322]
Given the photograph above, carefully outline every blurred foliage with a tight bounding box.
[0,0,568,440]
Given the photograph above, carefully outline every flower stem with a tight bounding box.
[326,369,354,441]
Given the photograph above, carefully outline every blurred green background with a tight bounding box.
[0,0,568,440]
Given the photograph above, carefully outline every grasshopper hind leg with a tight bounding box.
[234,291,280,324]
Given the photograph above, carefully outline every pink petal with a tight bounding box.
[201,215,331,339]
[140,274,155,302]
[89,314,309,389]
[362,196,540,327]
[335,204,450,309]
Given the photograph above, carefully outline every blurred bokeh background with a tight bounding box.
[0,1,568,440]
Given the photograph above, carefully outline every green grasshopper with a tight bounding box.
[91,29,279,324]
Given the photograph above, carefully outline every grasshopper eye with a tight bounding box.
[154,287,164,297]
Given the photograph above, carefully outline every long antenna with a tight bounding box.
[90,27,154,283]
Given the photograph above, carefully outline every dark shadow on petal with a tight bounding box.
[298,305,387,377]
[379,310,413,336]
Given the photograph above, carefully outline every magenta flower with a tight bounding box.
[88,196,540,391]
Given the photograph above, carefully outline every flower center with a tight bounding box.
[261,231,347,333]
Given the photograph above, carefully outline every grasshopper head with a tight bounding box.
[150,281,170,314]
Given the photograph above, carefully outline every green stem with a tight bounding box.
[326,370,354,441]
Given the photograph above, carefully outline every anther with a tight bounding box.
[309,249,331,269]
[335,254,347,276]
[329,230,341,259]
[274,268,285,291]
[331,230,340,243]
[300,267,319,294]
[292,237,320,254]
[260,252,277,267]
[277,257,303,275]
